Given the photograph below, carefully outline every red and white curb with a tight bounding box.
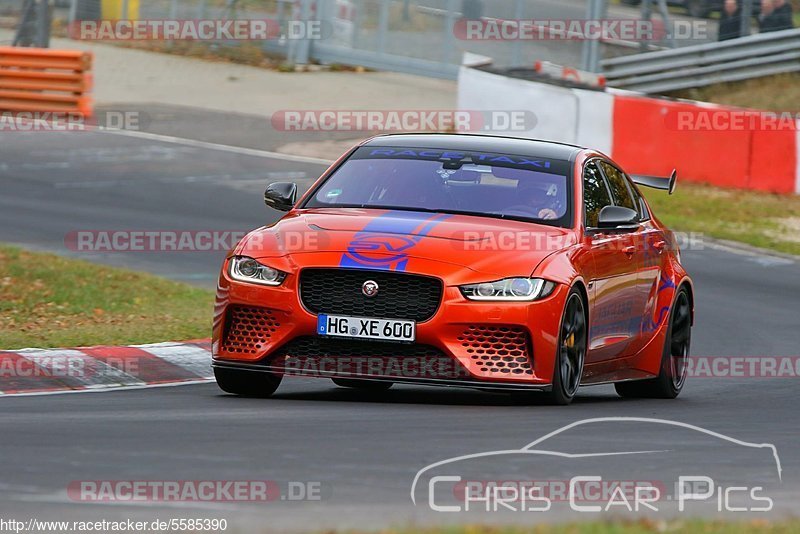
[0,340,213,396]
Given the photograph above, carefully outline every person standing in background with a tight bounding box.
[760,0,795,32]
[718,0,743,40]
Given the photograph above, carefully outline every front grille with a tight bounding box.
[222,305,280,354]
[299,268,442,322]
[267,336,470,380]
[459,325,533,376]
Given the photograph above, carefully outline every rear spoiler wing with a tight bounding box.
[631,169,677,195]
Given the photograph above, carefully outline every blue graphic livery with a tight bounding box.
[340,211,452,271]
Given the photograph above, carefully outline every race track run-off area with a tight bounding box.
[1,122,799,531]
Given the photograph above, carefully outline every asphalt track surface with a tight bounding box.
[1,111,799,531]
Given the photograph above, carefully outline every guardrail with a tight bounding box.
[0,47,93,117]
[601,28,800,94]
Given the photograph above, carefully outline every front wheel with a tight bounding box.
[543,288,587,405]
[615,287,691,399]
[332,378,393,391]
[214,367,282,397]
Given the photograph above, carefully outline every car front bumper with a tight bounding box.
[212,261,568,388]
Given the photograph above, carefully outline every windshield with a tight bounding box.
[303,146,573,227]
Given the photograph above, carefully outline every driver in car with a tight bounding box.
[514,185,559,220]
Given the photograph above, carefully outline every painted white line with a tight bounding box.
[6,341,208,352]
[702,238,797,264]
[0,378,214,398]
[99,127,335,165]
[128,341,198,348]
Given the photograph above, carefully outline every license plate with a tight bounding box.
[317,314,416,342]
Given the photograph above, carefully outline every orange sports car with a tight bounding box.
[212,134,693,404]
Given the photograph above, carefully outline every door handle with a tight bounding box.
[652,240,667,253]
[622,245,636,258]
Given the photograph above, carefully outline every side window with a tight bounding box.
[583,161,612,227]
[626,177,651,221]
[599,161,636,212]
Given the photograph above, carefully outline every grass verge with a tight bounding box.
[0,245,214,350]
[668,73,800,113]
[643,182,800,256]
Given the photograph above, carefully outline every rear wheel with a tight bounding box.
[332,378,393,391]
[543,288,587,405]
[214,367,281,397]
[615,287,691,399]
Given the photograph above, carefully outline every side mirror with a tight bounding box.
[597,205,639,229]
[264,182,297,212]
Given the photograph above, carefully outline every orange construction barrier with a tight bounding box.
[0,47,93,118]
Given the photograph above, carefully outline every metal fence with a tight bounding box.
[133,0,592,79]
[601,27,800,93]
[7,0,796,91]
[1,0,666,78]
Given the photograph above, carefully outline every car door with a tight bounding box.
[624,173,671,349]
[597,160,652,356]
[583,160,641,362]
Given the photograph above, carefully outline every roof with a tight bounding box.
[363,133,584,160]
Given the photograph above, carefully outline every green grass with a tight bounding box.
[668,73,800,113]
[644,182,800,255]
[363,520,800,534]
[0,245,214,350]
[655,54,800,257]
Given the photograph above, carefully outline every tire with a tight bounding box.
[615,287,691,399]
[543,288,587,406]
[332,378,393,391]
[214,367,281,397]
[686,0,710,19]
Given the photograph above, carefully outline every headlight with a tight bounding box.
[229,256,287,286]
[459,278,556,301]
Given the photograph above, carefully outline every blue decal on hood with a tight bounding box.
[340,211,451,271]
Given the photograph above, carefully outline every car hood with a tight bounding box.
[235,208,575,280]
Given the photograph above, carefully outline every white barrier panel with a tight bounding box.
[458,66,613,154]
[574,89,614,155]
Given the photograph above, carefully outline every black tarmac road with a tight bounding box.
[1,109,798,531]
